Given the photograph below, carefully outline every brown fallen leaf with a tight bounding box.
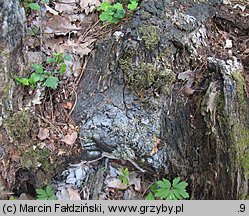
[54,39,95,57]
[79,0,101,15]
[44,15,81,34]
[54,3,77,13]
[61,132,78,145]
[105,178,127,190]
[67,187,81,200]
[129,172,141,191]
[64,101,73,110]
[38,128,49,140]
[45,4,59,15]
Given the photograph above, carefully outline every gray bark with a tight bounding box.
[0,0,26,117]
[0,0,26,195]
[74,0,249,199]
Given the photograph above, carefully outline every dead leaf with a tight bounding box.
[44,15,82,34]
[129,172,141,191]
[79,0,101,15]
[67,187,81,200]
[38,128,49,140]
[183,85,195,96]
[55,39,95,57]
[105,178,127,190]
[64,101,73,110]
[45,5,59,15]
[54,3,77,13]
[44,37,64,52]
[57,188,70,201]
[177,70,194,80]
[28,51,45,64]
[61,132,78,145]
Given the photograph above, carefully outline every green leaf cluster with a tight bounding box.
[118,167,129,186]
[16,52,69,90]
[36,185,57,200]
[145,177,189,200]
[97,0,139,24]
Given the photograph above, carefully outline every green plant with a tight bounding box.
[16,52,69,90]
[118,167,130,186]
[127,0,139,11]
[36,185,57,200]
[27,0,50,11]
[145,177,189,200]
[97,0,139,24]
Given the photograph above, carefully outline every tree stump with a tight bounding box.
[74,0,249,199]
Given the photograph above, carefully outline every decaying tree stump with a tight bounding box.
[74,0,248,199]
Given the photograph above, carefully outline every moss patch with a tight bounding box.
[3,109,32,142]
[120,58,175,96]
[231,70,249,179]
[139,25,161,50]
[228,70,249,179]
[20,146,51,173]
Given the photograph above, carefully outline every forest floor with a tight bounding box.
[0,0,248,200]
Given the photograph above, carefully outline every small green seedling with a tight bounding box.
[16,52,69,90]
[118,167,130,186]
[145,177,189,200]
[97,0,139,24]
[36,185,57,200]
[97,2,125,23]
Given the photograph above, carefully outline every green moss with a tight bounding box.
[231,70,246,105]
[139,25,160,50]
[235,129,249,179]
[20,146,51,172]
[3,109,32,142]
[231,70,249,179]
[120,57,175,96]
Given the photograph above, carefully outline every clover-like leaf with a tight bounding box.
[114,10,125,19]
[33,64,44,73]
[127,1,138,11]
[28,3,41,11]
[113,3,123,10]
[44,76,59,89]
[97,2,111,11]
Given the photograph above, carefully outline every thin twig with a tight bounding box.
[68,88,77,116]
[76,56,89,87]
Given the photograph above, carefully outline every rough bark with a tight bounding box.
[74,0,249,199]
[0,0,27,195]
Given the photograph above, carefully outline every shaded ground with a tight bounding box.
[0,0,248,200]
